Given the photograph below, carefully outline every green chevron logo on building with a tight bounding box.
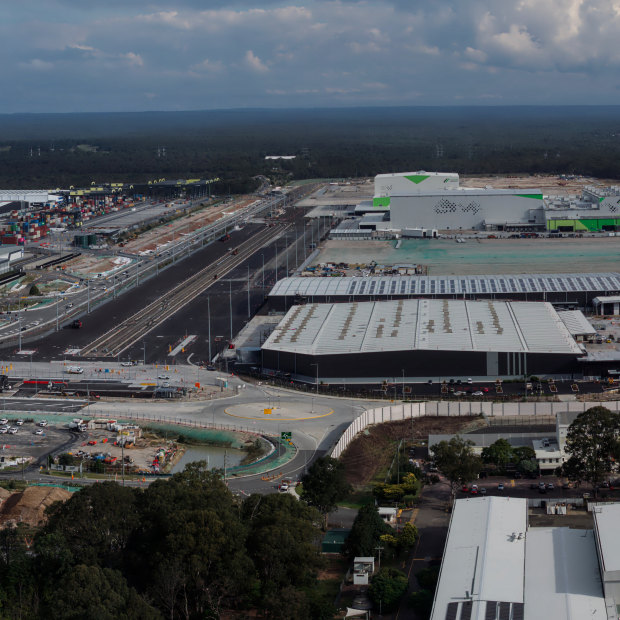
[404,175,430,184]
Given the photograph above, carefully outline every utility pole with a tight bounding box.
[247,265,250,318]
[374,545,384,571]
[207,296,212,362]
[261,254,265,295]
[229,280,233,340]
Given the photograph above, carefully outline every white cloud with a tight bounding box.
[244,50,269,72]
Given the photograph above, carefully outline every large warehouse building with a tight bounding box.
[261,299,584,381]
[268,273,620,312]
[430,497,616,620]
[352,170,620,233]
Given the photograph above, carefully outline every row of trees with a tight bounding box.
[430,407,620,496]
[0,463,337,619]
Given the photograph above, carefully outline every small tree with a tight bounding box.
[481,438,513,468]
[29,284,41,296]
[561,406,620,495]
[368,567,408,612]
[343,504,392,558]
[301,456,351,529]
[431,436,482,499]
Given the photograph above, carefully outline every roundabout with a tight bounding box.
[223,401,334,422]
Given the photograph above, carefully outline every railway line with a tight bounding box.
[79,223,290,358]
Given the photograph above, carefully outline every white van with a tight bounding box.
[66,366,84,374]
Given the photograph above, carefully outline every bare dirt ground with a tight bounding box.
[123,197,256,255]
[0,486,72,528]
[340,416,479,487]
[64,254,131,278]
[460,173,615,195]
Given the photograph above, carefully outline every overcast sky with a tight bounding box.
[3,0,620,113]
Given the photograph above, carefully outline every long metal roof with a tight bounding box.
[430,497,527,620]
[269,273,620,298]
[262,299,584,356]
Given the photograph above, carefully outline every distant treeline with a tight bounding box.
[1,106,620,189]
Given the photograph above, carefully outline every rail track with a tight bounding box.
[80,223,290,358]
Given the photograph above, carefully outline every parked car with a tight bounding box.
[8,427,17,434]
[158,375,170,381]
[34,429,44,435]
[480,488,487,495]
[471,484,479,495]
[38,420,48,427]
[206,365,216,371]
[498,482,505,491]
[0,427,8,434]
[0,418,8,425]
[453,390,466,396]
[547,483,555,490]
[120,361,135,367]
[472,390,484,397]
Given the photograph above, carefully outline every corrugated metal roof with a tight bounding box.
[593,504,620,573]
[557,310,596,335]
[262,299,583,355]
[270,273,620,299]
[524,528,605,620]
[430,497,527,620]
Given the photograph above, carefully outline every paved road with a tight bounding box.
[0,398,88,414]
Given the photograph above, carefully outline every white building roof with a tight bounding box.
[430,497,527,620]
[262,299,583,356]
[524,528,605,620]
[592,503,620,574]
[0,189,55,203]
[593,295,620,304]
[557,310,597,336]
[270,273,620,299]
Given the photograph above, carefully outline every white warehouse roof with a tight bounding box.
[430,497,527,620]
[269,273,620,299]
[592,503,620,574]
[524,528,606,620]
[557,310,597,336]
[262,299,583,356]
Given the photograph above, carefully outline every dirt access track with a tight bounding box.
[0,485,72,528]
[340,416,479,487]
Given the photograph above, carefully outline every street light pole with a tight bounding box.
[229,280,233,340]
[247,265,250,318]
[261,253,265,295]
[311,363,319,394]
[207,296,212,362]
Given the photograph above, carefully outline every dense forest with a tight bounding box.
[1,106,620,189]
[0,465,334,619]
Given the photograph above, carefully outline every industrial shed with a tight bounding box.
[261,299,584,381]
[268,273,620,312]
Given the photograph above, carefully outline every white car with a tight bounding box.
[0,427,8,434]
[120,361,135,367]
[472,390,484,397]
[66,366,84,374]
[15,419,24,426]
[0,418,8,425]
[8,427,17,434]
[158,375,170,380]
[34,428,44,435]
[38,420,48,427]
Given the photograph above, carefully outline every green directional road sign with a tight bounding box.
[281,431,292,441]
